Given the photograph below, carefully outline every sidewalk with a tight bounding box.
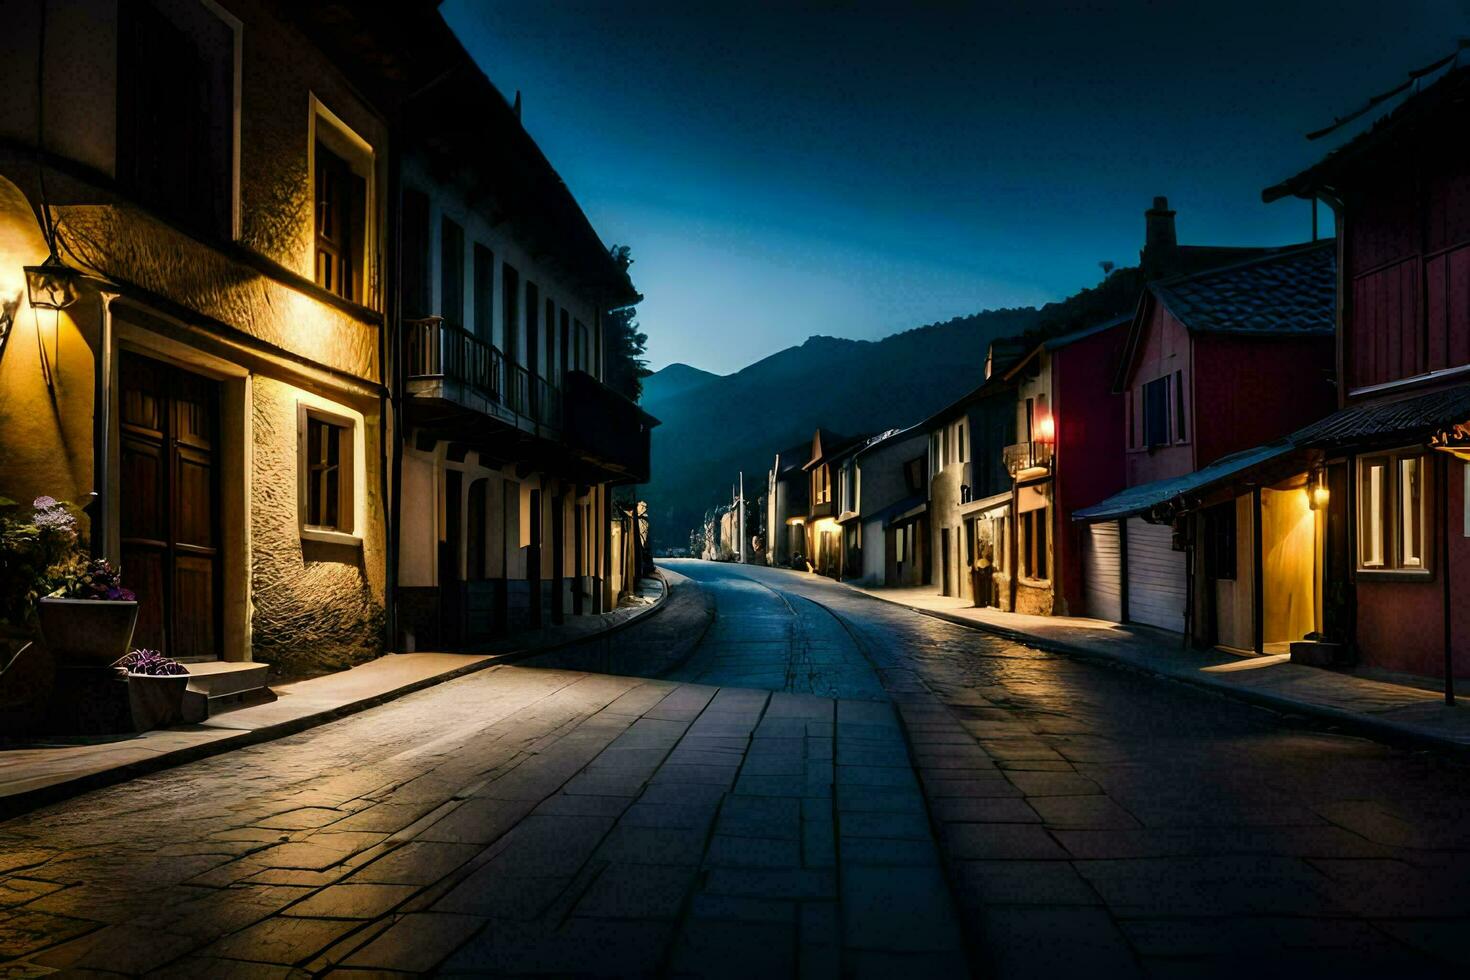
[848,582,1470,753]
[0,576,668,817]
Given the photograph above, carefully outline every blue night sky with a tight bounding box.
[441,1,1469,376]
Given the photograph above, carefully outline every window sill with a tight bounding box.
[301,527,363,548]
[1355,568,1433,584]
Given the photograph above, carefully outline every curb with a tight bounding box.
[849,585,1470,759]
[0,577,672,821]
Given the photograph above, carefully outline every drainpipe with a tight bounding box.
[90,293,114,559]
[1442,453,1455,705]
[383,110,404,653]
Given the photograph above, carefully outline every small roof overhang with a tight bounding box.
[1072,442,1310,524]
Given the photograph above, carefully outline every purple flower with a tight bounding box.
[32,496,57,510]
[34,507,75,531]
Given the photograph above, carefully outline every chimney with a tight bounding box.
[513,90,522,120]
[1141,195,1179,278]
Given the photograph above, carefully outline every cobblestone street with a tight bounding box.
[2,561,1468,977]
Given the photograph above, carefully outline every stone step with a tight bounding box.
[182,661,275,721]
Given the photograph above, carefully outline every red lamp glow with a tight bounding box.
[1035,413,1056,444]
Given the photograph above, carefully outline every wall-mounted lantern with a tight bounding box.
[1035,412,1056,445]
[1308,467,1330,511]
[22,256,78,393]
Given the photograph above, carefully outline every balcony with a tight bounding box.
[405,316,560,433]
[563,370,657,483]
[1004,440,1053,479]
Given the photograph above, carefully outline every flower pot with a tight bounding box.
[127,671,189,731]
[37,597,139,668]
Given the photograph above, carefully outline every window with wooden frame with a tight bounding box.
[1142,376,1170,449]
[118,0,235,239]
[1020,508,1048,580]
[299,407,356,540]
[575,320,590,372]
[813,465,831,504]
[904,456,925,494]
[1173,370,1187,442]
[315,141,366,302]
[1357,450,1428,573]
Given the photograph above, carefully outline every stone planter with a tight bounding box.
[1290,639,1348,669]
[127,672,190,731]
[36,597,139,668]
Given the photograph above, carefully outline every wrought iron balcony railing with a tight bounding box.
[406,317,504,405]
[406,317,565,429]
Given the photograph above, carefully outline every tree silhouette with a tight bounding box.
[605,245,651,401]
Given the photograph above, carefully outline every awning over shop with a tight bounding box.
[1072,441,1301,523]
[1295,384,1470,451]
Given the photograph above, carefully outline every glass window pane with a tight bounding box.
[1360,460,1386,568]
[325,466,339,529]
[1399,456,1422,568]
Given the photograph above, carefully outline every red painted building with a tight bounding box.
[1265,62,1470,684]
[1077,243,1338,634]
[1000,315,1129,616]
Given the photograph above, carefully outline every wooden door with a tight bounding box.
[119,352,220,659]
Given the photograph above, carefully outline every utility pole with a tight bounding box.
[738,472,747,564]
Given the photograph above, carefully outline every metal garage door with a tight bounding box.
[1083,521,1123,621]
[1125,517,1186,633]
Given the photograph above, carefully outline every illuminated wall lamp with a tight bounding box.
[1308,468,1330,511]
[23,257,79,393]
[1035,412,1056,445]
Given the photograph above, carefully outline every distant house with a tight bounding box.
[850,427,931,587]
[922,339,1025,605]
[766,442,812,567]
[997,315,1131,616]
[1255,62,1470,682]
[1075,241,1338,642]
[802,429,867,578]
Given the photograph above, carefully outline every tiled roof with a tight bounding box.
[1264,56,1470,202]
[1151,242,1335,337]
[1293,384,1470,449]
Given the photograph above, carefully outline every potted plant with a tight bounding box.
[116,648,189,730]
[0,496,86,639]
[38,548,139,669]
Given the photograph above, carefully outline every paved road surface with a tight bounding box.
[1,560,1466,977]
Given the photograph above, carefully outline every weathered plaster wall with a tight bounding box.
[249,375,385,676]
[55,205,379,379]
[0,177,97,525]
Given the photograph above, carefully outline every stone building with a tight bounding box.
[0,0,395,693]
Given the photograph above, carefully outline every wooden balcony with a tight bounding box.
[563,370,657,483]
[1004,440,1053,479]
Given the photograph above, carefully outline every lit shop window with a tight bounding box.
[1357,451,1426,573]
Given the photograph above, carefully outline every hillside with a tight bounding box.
[641,362,721,411]
[640,307,1040,552]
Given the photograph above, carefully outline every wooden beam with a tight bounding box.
[1252,486,1264,656]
